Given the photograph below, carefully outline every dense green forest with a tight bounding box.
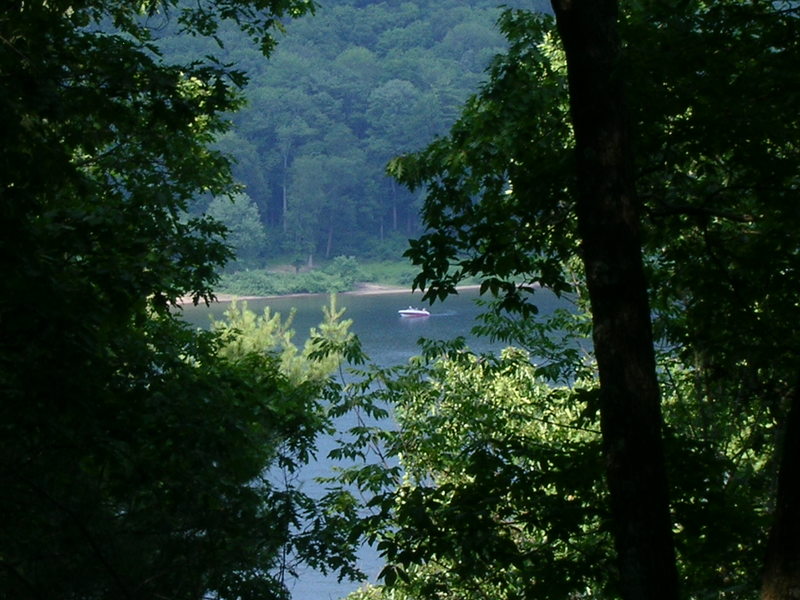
[157,0,547,268]
[332,2,800,600]
[1,2,362,598]
[3,1,799,600]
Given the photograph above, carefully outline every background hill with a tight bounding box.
[157,0,548,269]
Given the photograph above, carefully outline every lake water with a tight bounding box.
[179,287,567,362]
[178,287,565,599]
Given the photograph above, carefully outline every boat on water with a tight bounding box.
[398,306,430,318]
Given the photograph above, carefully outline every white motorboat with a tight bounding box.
[398,306,430,317]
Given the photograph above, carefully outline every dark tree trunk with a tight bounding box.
[762,390,800,600]
[550,2,679,599]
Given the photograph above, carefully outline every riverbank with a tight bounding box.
[177,282,482,306]
[178,283,409,306]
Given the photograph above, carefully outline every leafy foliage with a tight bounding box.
[335,1,800,598]
[324,334,772,599]
[206,192,269,269]
[388,8,575,310]
[0,304,364,599]
[0,1,369,598]
[155,0,552,264]
[212,295,354,384]
[216,256,364,295]
[371,348,610,600]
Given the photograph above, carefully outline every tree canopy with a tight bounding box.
[0,1,364,598]
[151,0,550,265]
[5,0,799,598]
[325,1,800,598]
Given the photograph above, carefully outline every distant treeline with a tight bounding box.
[156,0,549,266]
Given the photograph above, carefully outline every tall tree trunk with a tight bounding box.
[762,389,800,600]
[550,2,679,599]
[282,151,289,233]
[326,216,334,259]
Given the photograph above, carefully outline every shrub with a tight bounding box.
[217,269,353,296]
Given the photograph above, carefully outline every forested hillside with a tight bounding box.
[157,0,547,266]
[5,1,799,599]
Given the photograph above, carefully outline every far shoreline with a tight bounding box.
[176,283,483,307]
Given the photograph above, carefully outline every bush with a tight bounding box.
[217,269,354,296]
[206,193,268,270]
[362,233,410,261]
[358,261,419,287]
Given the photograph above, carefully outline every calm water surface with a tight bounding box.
[181,287,564,361]
[179,287,565,599]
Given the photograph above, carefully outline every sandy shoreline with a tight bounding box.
[177,282,480,306]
